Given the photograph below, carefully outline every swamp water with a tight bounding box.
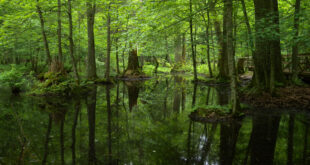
[0,76,309,165]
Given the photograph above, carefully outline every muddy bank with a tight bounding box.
[241,86,310,110]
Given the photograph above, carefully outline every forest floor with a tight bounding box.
[241,86,310,110]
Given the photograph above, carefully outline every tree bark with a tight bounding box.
[209,0,229,79]
[68,0,80,83]
[253,0,284,92]
[57,0,63,62]
[86,1,97,79]
[189,0,198,81]
[241,0,254,56]
[225,0,240,113]
[36,0,52,65]
[105,3,111,79]
[201,10,213,77]
[292,0,301,82]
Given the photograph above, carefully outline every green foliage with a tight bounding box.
[0,65,27,92]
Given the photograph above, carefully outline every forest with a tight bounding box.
[0,0,310,164]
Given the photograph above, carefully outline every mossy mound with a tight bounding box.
[119,69,150,80]
[30,72,80,96]
[189,106,234,123]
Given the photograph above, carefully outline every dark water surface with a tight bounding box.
[0,76,309,165]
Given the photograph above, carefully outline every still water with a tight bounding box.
[0,76,309,165]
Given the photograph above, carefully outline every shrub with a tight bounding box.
[0,65,27,94]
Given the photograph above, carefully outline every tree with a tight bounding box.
[86,0,97,79]
[253,0,285,93]
[57,0,63,63]
[189,0,198,81]
[292,0,301,83]
[68,0,80,83]
[36,0,52,65]
[225,0,240,113]
[105,2,111,79]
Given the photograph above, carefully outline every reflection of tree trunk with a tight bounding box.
[164,79,169,118]
[173,76,182,113]
[192,83,197,107]
[199,124,217,165]
[127,84,139,111]
[287,115,295,165]
[60,118,65,165]
[181,85,186,112]
[243,129,253,165]
[303,123,308,165]
[42,115,52,165]
[106,86,112,164]
[250,115,280,165]
[72,100,81,165]
[220,121,241,165]
[216,87,229,105]
[86,86,97,165]
[186,121,193,164]
[206,87,211,105]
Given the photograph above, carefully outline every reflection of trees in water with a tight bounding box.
[42,115,52,165]
[173,76,186,113]
[71,99,81,165]
[219,121,241,165]
[215,86,229,105]
[86,86,97,165]
[106,86,113,165]
[303,122,309,164]
[126,82,140,111]
[250,115,280,165]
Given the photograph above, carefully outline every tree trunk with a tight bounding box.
[115,37,120,75]
[86,86,97,165]
[86,1,97,79]
[68,0,80,83]
[165,36,171,63]
[241,0,254,56]
[36,0,52,65]
[201,9,213,77]
[57,0,63,62]
[105,3,111,79]
[124,46,143,77]
[253,0,284,92]
[189,0,197,81]
[292,0,301,82]
[225,0,240,113]
[209,0,229,79]
[174,34,182,65]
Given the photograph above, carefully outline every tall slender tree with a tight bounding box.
[189,0,198,81]
[105,3,111,79]
[292,0,301,83]
[68,0,80,83]
[36,0,52,65]
[57,0,63,62]
[225,0,240,113]
[86,0,97,79]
